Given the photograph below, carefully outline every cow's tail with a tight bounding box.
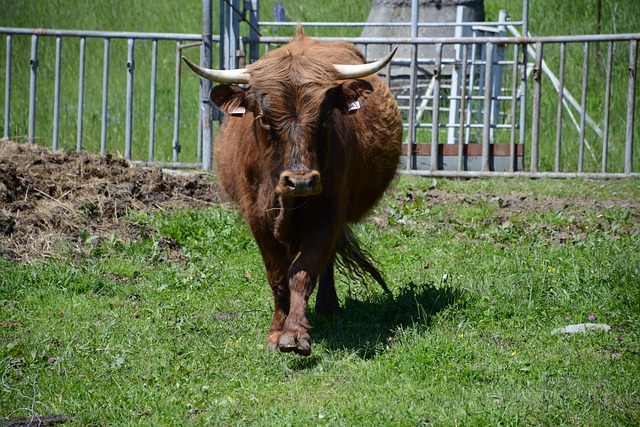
[335,226,391,295]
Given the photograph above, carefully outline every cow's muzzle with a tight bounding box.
[277,170,322,197]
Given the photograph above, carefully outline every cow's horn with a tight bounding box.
[333,47,397,80]
[182,56,251,84]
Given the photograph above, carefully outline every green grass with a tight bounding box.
[2,176,639,425]
[1,0,639,171]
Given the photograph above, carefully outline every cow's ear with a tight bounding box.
[334,79,374,115]
[210,84,248,116]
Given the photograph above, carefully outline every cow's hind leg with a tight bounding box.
[316,259,340,315]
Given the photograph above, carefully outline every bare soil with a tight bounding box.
[0,140,221,261]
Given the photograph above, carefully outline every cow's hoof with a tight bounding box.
[278,333,311,356]
[266,340,279,351]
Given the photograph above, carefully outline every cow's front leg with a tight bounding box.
[254,232,292,352]
[265,264,290,351]
[278,266,315,356]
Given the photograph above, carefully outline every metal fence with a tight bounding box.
[1,12,639,178]
[254,29,639,178]
[1,27,212,169]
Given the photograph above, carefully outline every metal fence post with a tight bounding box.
[3,35,11,140]
[149,39,158,162]
[602,41,614,173]
[172,42,182,163]
[101,38,110,154]
[519,0,529,169]
[407,0,419,171]
[53,37,62,151]
[554,42,566,173]
[430,43,443,172]
[28,35,38,145]
[530,41,543,173]
[202,0,213,170]
[76,37,86,152]
[125,38,135,160]
[625,39,637,174]
[482,42,494,172]
[577,42,589,173]
[248,0,260,64]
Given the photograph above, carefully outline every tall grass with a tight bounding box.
[0,0,638,170]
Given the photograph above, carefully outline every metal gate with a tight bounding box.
[1,1,638,177]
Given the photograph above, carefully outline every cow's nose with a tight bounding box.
[277,170,322,196]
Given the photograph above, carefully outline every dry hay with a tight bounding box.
[0,140,221,261]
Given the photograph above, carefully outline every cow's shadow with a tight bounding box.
[304,281,465,361]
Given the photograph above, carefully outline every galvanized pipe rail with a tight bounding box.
[255,32,639,178]
[1,26,212,168]
[2,23,639,178]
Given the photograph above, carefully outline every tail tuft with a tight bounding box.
[335,226,390,294]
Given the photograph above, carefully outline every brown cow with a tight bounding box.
[183,26,402,356]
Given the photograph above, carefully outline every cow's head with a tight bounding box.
[183,44,396,199]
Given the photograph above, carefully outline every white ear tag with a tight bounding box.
[230,106,246,116]
[346,100,361,114]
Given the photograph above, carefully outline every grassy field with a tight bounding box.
[1,0,638,171]
[1,175,639,425]
[1,1,640,425]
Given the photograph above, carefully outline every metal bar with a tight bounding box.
[430,43,443,172]
[399,169,640,179]
[4,35,11,139]
[509,43,519,172]
[125,38,134,160]
[481,42,493,172]
[0,27,204,41]
[385,44,392,87]
[148,39,158,162]
[554,42,566,173]
[577,42,589,173]
[28,35,38,144]
[100,38,110,154]
[52,37,61,151]
[625,39,637,174]
[197,45,203,165]
[248,0,260,64]
[530,41,543,173]
[518,42,528,171]
[465,38,477,144]
[405,0,419,171]
[457,43,469,172]
[1,26,637,45]
[258,20,523,29]
[255,33,640,47]
[522,0,529,37]
[172,41,182,163]
[76,37,86,152]
[475,43,486,126]
[602,40,614,173]
[202,0,213,170]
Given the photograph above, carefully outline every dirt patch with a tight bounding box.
[379,180,639,245]
[0,140,221,261]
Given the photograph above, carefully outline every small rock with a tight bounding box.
[551,323,611,335]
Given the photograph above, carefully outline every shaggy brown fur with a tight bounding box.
[210,27,402,355]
